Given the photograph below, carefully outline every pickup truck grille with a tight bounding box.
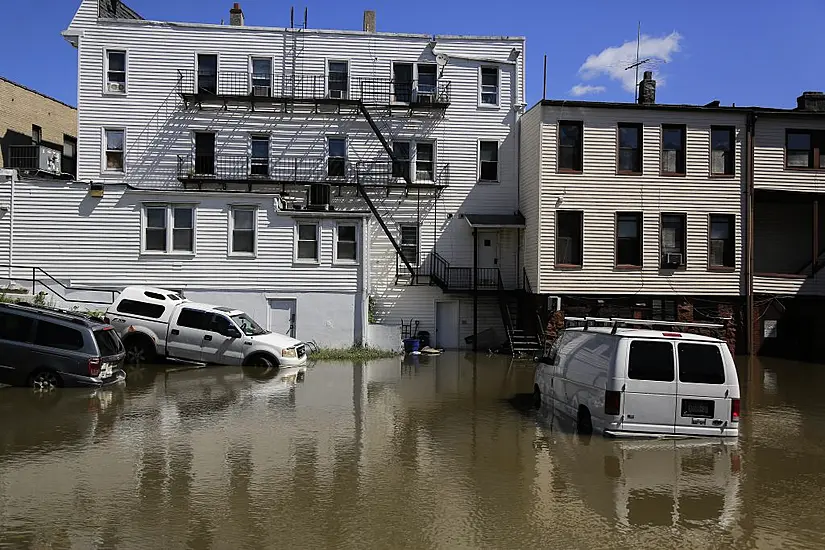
[297,344,306,358]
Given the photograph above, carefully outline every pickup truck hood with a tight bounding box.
[251,331,303,349]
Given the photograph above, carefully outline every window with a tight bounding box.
[616,212,642,267]
[143,204,195,254]
[618,123,643,174]
[417,63,437,96]
[328,61,348,99]
[555,211,583,266]
[250,135,269,176]
[197,54,218,94]
[336,223,358,262]
[628,340,674,382]
[416,142,434,181]
[94,329,123,356]
[786,130,825,169]
[0,312,34,343]
[106,50,126,93]
[660,213,686,268]
[328,137,346,178]
[661,124,686,175]
[400,225,419,265]
[177,309,211,330]
[392,141,411,179]
[709,214,735,268]
[711,126,735,176]
[479,141,499,182]
[63,135,77,176]
[34,321,85,351]
[558,121,583,172]
[231,207,256,255]
[104,129,124,172]
[678,343,725,384]
[393,63,413,103]
[251,57,272,96]
[115,299,166,319]
[480,67,499,106]
[194,132,215,175]
[296,223,318,262]
[31,125,42,144]
[210,314,235,335]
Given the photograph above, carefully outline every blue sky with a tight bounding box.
[1,0,822,109]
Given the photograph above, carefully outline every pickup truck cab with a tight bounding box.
[105,286,307,368]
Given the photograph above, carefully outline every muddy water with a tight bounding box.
[0,354,823,549]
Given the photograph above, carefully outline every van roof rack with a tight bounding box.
[564,316,724,335]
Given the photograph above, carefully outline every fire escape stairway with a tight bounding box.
[497,272,542,356]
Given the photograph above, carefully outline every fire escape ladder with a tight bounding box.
[358,103,411,184]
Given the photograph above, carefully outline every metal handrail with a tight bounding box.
[522,267,533,293]
[431,252,450,288]
[0,264,118,306]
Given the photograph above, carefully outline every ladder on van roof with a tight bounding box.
[565,317,724,335]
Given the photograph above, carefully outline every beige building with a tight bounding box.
[0,76,77,176]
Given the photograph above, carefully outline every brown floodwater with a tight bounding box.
[0,353,824,549]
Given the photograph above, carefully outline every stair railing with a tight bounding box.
[0,264,118,306]
[497,270,516,354]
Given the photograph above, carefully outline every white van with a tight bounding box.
[534,317,740,438]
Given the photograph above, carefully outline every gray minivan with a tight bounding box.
[0,303,126,389]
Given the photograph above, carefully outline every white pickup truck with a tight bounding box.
[104,286,307,368]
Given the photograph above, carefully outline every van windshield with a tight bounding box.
[231,313,268,336]
[678,343,725,384]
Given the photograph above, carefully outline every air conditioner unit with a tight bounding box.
[415,90,435,104]
[107,82,126,93]
[662,253,683,268]
[328,89,346,100]
[38,146,62,174]
[252,85,271,97]
[307,183,331,211]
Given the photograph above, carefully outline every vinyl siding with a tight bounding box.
[536,106,746,296]
[754,116,825,193]
[519,106,541,291]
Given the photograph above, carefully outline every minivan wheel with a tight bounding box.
[533,385,542,409]
[577,407,593,435]
[125,337,156,365]
[30,370,61,391]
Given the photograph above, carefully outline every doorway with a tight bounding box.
[268,299,297,338]
[477,230,499,268]
[436,301,460,349]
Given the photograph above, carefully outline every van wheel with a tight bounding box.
[533,385,542,409]
[577,407,593,435]
[30,370,62,391]
[124,336,156,365]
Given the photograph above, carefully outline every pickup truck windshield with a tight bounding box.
[231,313,268,336]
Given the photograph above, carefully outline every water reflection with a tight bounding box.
[0,354,823,548]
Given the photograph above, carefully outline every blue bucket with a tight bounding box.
[403,338,420,353]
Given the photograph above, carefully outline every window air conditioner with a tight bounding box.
[38,146,62,174]
[415,90,435,104]
[328,89,346,100]
[662,253,683,268]
[252,85,271,97]
[107,82,125,93]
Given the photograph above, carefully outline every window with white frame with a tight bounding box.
[231,207,256,255]
[105,129,125,172]
[143,204,195,254]
[106,50,126,93]
[400,225,419,265]
[479,141,499,181]
[328,61,348,99]
[336,223,358,262]
[416,142,434,181]
[251,57,272,96]
[480,67,499,106]
[296,223,319,262]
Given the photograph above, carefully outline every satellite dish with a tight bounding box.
[436,53,449,67]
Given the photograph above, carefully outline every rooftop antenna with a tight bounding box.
[304,7,308,29]
[290,6,293,28]
[624,21,652,102]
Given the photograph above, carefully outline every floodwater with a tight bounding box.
[0,354,824,549]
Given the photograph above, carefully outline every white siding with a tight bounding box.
[754,116,825,193]
[536,105,746,296]
[519,106,542,291]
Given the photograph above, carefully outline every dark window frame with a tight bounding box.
[628,340,675,382]
[0,311,36,343]
[31,125,42,145]
[392,141,411,179]
[33,320,85,352]
[176,308,212,330]
[708,213,736,270]
[617,123,643,175]
[616,212,643,268]
[115,298,167,319]
[660,124,686,176]
[710,126,736,177]
[660,213,687,269]
[785,129,825,170]
[677,343,726,384]
[555,210,584,268]
[558,120,584,173]
[327,136,347,179]
[479,140,499,182]
[400,224,419,266]
[327,60,349,99]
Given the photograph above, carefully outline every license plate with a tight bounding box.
[681,399,714,418]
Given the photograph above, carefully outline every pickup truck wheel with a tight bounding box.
[124,336,156,365]
[246,354,277,370]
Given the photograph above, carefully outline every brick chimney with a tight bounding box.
[363,10,376,33]
[638,71,656,105]
[229,3,244,26]
[797,91,825,112]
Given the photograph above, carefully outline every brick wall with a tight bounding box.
[0,78,77,168]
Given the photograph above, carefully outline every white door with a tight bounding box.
[435,301,460,349]
[478,231,499,268]
[674,342,734,436]
[167,308,212,362]
[268,299,296,338]
[201,313,247,366]
[620,339,677,435]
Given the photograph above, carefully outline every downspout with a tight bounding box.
[8,169,15,282]
[745,112,756,356]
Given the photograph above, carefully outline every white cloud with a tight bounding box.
[569,84,606,97]
[578,32,682,92]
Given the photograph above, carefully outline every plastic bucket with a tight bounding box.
[403,338,420,353]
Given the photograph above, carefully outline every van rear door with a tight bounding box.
[674,342,731,436]
[620,340,677,435]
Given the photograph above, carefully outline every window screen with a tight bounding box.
[678,343,725,384]
[34,320,85,351]
[628,340,674,382]
[116,299,166,319]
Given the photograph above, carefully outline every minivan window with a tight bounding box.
[628,340,674,382]
[116,299,166,319]
[0,311,35,343]
[94,328,123,356]
[678,343,725,384]
[177,309,211,330]
[34,320,85,351]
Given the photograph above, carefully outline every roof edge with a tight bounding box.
[0,77,76,111]
[536,99,825,116]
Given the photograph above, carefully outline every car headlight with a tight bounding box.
[282,347,297,358]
